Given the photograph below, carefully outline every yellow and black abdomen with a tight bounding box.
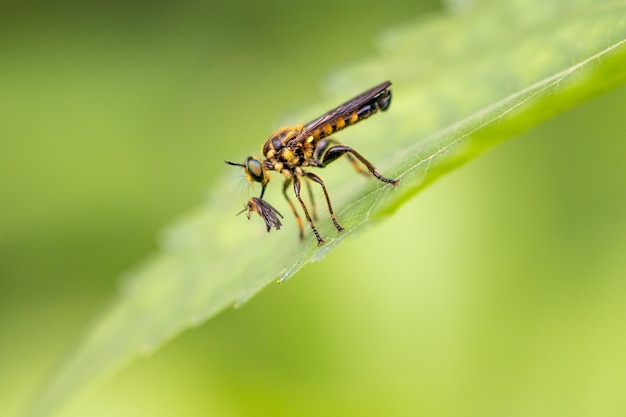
[315,87,391,140]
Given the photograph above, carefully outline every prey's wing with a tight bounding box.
[250,197,283,232]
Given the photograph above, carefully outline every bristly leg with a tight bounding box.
[314,138,369,177]
[282,177,305,240]
[304,175,318,221]
[304,172,344,234]
[316,144,399,186]
[292,175,325,246]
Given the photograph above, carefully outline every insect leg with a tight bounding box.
[304,175,318,221]
[314,139,368,176]
[319,145,399,186]
[282,177,305,240]
[304,172,344,234]
[293,175,325,246]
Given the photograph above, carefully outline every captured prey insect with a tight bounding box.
[238,197,283,232]
[225,81,399,246]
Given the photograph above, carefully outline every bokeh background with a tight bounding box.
[2,0,626,416]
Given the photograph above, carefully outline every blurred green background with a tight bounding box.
[2,0,626,416]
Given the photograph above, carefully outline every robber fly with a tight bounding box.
[225,80,398,246]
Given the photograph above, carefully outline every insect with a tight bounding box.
[238,197,283,232]
[225,80,399,246]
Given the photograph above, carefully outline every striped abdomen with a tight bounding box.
[314,88,392,140]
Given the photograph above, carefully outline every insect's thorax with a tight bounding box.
[262,125,316,171]
[262,126,301,157]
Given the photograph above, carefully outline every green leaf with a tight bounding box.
[26,1,626,416]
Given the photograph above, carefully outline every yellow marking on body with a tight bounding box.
[284,129,299,142]
[302,142,314,159]
[274,161,283,172]
[268,125,304,145]
[307,135,314,143]
[335,117,346,130]
[281,147,295,162]
[349,111,358,124]
[282,148,293,159]
[322,124,333,135]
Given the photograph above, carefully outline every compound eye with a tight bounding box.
[246,157,264,182]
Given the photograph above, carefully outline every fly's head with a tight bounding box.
[225,156,270,196]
